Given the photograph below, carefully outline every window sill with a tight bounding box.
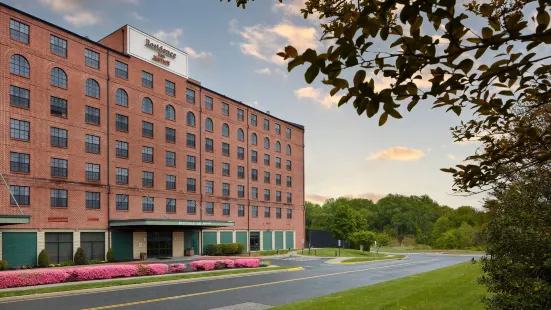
[10,171,30,175]
[85,95,100,100]
[116,209,130,212]
[85,208,101,211]
[85,122,101,127]
[51,114,68,119]
[10,73,30,79]
[10,138,30,143]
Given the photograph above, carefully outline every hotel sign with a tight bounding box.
[145,39,176,66]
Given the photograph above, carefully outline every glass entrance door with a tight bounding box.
[147,231,173,258]
[249,232,260,251]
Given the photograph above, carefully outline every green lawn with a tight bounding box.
[300,248,389,258]
[272,262,486,310]
[342,255,406,263]
[378,246,485,255]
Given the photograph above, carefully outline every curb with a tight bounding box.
[326,256,409,265]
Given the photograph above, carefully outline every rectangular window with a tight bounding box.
[10,119,30,141]
[85,135,100,153]
[186,88,195,104]
[10,19,30,44]
[10,85,30,109]
[264,154,270,166]
[116,167,128,184]
[116,194,129,210]
[287,192,292,203]
[187,133,196,148]
[238,166,245,179]
[223,203,230,216]
[142,196,154,212]
[276,174,281,185]
[166,175,176,190]
[187,178,196,192]
[85,163,100,181]
[116,140,128,158]
[85,49,100,69]
[206,159,214,174]
[264,171,270,183]
[264,207,271,218]
[264,189,271,201]
[165,80,175,97]
[252,150,258,163]
[276,207,282,218]
[264,119,270,131]
[238,185,245,198]
[142,146,154,163]
[206,202,214,215]
[142,171,154,187]
[166,198,176,213]
[187,155,196,170]
[85,106,100,125]
[142,71,153,88]
[222,103,229,116]
[275,124,281,135]
[237,109,244,121]
[10,185,30,205]
[276,191,282,202]
[142,121,154,138]
[51,96,67,117]
[251,114,257,126]
[50,35,67,57]
[86,192,100,209]
[116,114,128,132]
[287,208,292,219]
[276,157,281,169]
[237,147,245,160]
[252,169,258,181]
[222,163,230,176]
[166,151,176,167]
[222,143,230,156]
[286,128,292,138]
[187,200,196,214]
[238,205,245,217]
[205,180,214,194]
[222,183,230,196]
[205,138,214,152]
[252,206,258,217]
[10,152,29,173]
[115,60,128,79]
[166,127,176,143]
[50,189,67,208]
[51,127,67,147]
[51,158,68,178]
[287,160,292,171]
[287,176,292,187]
[205,96,213,110]
[252,187,258,199]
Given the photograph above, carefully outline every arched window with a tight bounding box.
[237,128,244,141]
[85,78,100,98]
[287,144,292,155]
[251,133,257,145]
[264,137,270,149]
[205,118,213,132]
[10,54,30,77]
[222,123,229,137]
[116,88,128,107]
[165,105,175,121]
[142,97,153,114]
[276,141,281,152]
[50,67,67,88]
[187,111,196,126]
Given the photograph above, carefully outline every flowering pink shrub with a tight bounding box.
[67,265,139,281]
[223,259,235,268]
[136,264,169,276]
[0,269,70,289]
[190,260,216,271]
[170,263,186,273]
[234,259,260,268]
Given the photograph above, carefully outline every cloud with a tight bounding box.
[295,86,341,108]
[131,11,145,21]
[272,0,305,17]
[255,68,272,75]
[118,0,139,3]
[39,0,101,27]
[63,11,100,26]
[366,146,425,161]
[183,47,213,60]
[153,29,184,46]
[447,154,456,160]
[306,193,385,204]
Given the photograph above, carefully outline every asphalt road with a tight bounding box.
[0,253,479,310]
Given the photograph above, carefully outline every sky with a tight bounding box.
[6,0,487,208]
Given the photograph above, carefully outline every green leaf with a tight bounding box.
[354,70,366,87]
[338,95,351,107]
[285,46,298,58]
[366,99,379,118]
[537,11,550,27]
[482,27,493,39]
[333,78,349,89]
[458,59,474,74]
[387,108,403,119]
[378,112,389,126]
[302,49,318,63]
[475,47,488,59]
[480,4,493,17]
[329,87,340,97]
[287,57,304,72]
[304,64,319,84]
[407,99,419,111]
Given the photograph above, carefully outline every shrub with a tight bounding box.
[0,260,8,270]
[237,243,245,253]
[234,259,260,268]
[106,248,115,262]
[38,249,49,267]
[170,263,186,273]
[190,260,216,271]
[260,260,271,267]
[59,260,75,267]
[136,264,168,276]
[74,248,86,265]
[207,243,243,256]
[87,259,104,265]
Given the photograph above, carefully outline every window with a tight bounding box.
[115,60,128,79]
[116,167,128,184]
[187,111,195,126]
[186,88,195,103]
[85,106,100,125]
[222,183,230,196]
[237,109,244,121]
[264,137,270,149]
[238,128,244,141]
[287,176,292,187]
[10,152,29,173]
[51,127,67,147]
[51,158,68,178]
[276,191,282,202]
[205,118,213,131]
[50,96,67,117]
[252,205,258,217]
[252,187,258,199]
[10,19,29,44]
[264,154,270,166]
[86,192,100,209]
[166,151,176,167]
[276,141,281,152]
[166,175,176,190]
[223,203,230,215]
[142,146,154,163]
[276,207,282,218]
[85,79,100,98]
[86,163,100,181]
[222,103,229,116]
[251,150,258,163]
[142,121,153,138]
[50,189,67,208]
[80,232,105,261]
[287,192,292,203]
[287,144,292,155]
[276,157,281,168]
[10,185,29,206]
[238,185,245,198]
[238,205,245,217]
[116,140,128,158]
[222,143,230,156]
[264,171,270,183]
[165,80,175,96]
[85,134,100,153]
[142,196,154,212]
[264,119,270,131]
[252,169,258,181]
[205,180,214,194]
[116,114,128,132]
[287,208,292,218]
[205,138,214,152]
[85,49,100,69]
[116,194,128,210]
[187,155,196,170]
[238,166,245,179]
[10,119,30,141]
[275,124,281,135]
[206,159,214,173]
[206,202,214,215]
[237,147,245,160]
[222,123,229,137]
[10,85,30,108]
[115,89,128,107]
[50,67,67,88]
[276,174,281,185]
[187,178,196,192]
[11,54,30,78]
[166,199,176,213]
[45,232,73,264]
[187,133,196,148]
[251,114,257,126]
[142,97,153,114]
[205,96,213,110]
[187,200,196,214]
[142,171,154,187]
[165,105,175,120]
[286,128,291,138]
[222,163,230,176]
[142,71,153,88]
[264,189,271,201]
[50,35,67,57]
[166,127,176,143]
[264,207,271,218]
[287,160,292,171]
[251,133,257,145]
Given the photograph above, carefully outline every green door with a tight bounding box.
[236,231,247,252]
[275,231,284,250]
[2,232,37,267]
[262,231,273,251]
[111,230,133,261]
[285,231,294,249]
[184,230,199,255]
[203,231,217,254]
[220,231,233,244]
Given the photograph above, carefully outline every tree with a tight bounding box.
[74,247,86,265]
[351,230,376,252]
[106,248,115,263]
[432,216,453,243]
[331,204,363,242]
[38,249,49,267]
[375,233,391,253]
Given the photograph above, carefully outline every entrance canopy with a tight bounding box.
[109,218,234,228]
[0,214,30,226]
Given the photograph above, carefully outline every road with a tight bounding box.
[0,253,478,310]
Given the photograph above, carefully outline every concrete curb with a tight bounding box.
[326,255,409,265]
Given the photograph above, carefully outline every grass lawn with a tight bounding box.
[378,246,485,255]
[300,248,389,258]
[342,255,406,263]
[272,262,486,310]
[0,266,290,299]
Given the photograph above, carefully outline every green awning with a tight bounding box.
[0,215,30,225]
[109,218,234,228]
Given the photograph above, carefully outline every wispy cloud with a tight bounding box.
[39,0,101,27]
[130,11,145,21]
[295,86,341,108]
[255,68,272,75]
[366,146,425,161]
[153,28,184,46]
[183,47,213,60]
[447,154,456,160]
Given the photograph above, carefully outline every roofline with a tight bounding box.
[188,80,305,130]
[1,2,130,58]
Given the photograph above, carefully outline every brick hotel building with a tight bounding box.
[0,3,304,266]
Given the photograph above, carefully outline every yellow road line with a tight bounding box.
[82,259,436,310]
[286,267,304,272]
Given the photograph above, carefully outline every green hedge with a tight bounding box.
[207,243,245,255]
